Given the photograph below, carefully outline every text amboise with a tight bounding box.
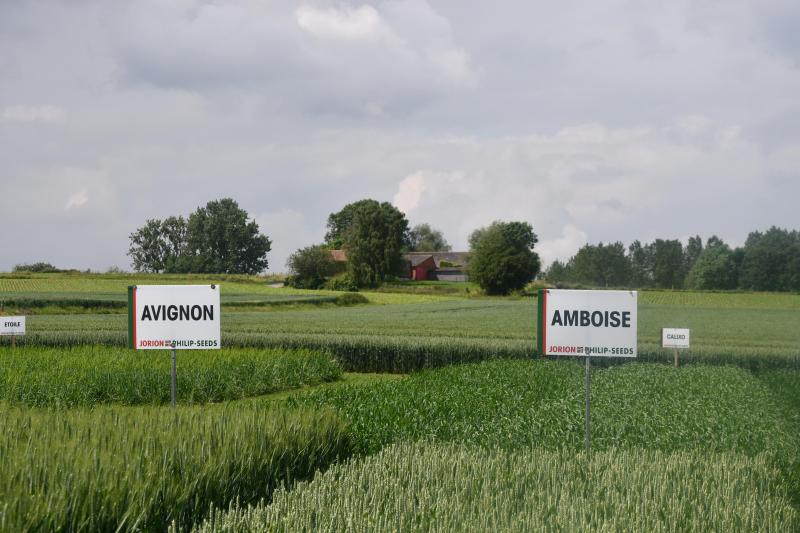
[550,309,632,328]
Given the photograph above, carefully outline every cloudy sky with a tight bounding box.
[1,0,799,273]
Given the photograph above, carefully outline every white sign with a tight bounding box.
[0,316,25,336]
[539,289,637,358]
[129,285,220,350]
[662,328,690,349]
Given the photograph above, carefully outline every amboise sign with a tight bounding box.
[538,289,637,358]
[128,285,221,350]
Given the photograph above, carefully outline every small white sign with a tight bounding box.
[0,316,26,336]
[662,328,690,349]
[540,289,637,358]
[129,285,221,350]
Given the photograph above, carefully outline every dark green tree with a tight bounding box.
[545,259,570,283]
[409,223,451,252]
[650,239,686,288]
[468,226,491,250]
[685,236,737,290]
[128,219,169,273]
[469,221,540,295]
[566,242,630,287]
[12,262,61,273]
[182,199,271,274]
[129,199,269,274]
[684,235,703,275]
[329,199,410,287]
[628,240,652,287]
[286,245,337,289]
[324,199,376,249]
[739,227,800,291]
[160,216,187,273]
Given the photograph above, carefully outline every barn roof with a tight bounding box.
[408,255,435,267]
[405,252,469,267]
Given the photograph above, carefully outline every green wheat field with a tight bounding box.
[0,273,798,531]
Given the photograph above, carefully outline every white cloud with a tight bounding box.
[104,0,474,117]
[296,5,384,40]
[2,105,66,123]
[393,171,428,212]
[65,190,89,210]
[536,225,588,267]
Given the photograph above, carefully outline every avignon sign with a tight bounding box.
[127,285,221,350]
[537,289,638,358]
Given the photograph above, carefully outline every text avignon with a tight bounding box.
[140,304,214,321]
[551,310,631,328]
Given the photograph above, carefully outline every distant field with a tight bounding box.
[6,295,799,369]
[639,289,800,310]
[0,273,457,307]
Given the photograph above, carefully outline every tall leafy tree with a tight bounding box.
[183,198,271,274]
[325,199,376,249]
[128,219,169,273]
[469,221,540,295]
[545,259,570,283]
[685,236,737,290]
[409,223,451,252]
[160,216,187,272]
[684,235,703,275]
[650,239,686,288]
[328,199,410,287]
[286,244,338,289]
[566,242,630,287]
[628,240,652,287]
[739,227,800,291]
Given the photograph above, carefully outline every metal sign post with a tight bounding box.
[126,285,222,408]
[584,356,591,452]
[537,289,639,455]
[170,342,177,408]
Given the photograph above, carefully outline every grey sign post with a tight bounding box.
[584,356,591,452]
[171,342,177,408]
[538,289,638,455]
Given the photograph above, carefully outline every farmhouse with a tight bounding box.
[405,252,470,281]
[330,250,469,281]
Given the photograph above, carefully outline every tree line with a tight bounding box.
[123,197,798,294]
[127,199,271,275]
[545,227,800,292]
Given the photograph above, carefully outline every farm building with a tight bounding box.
[329,250,470,281]
[409,255,437,280]
[404,252,470,282]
